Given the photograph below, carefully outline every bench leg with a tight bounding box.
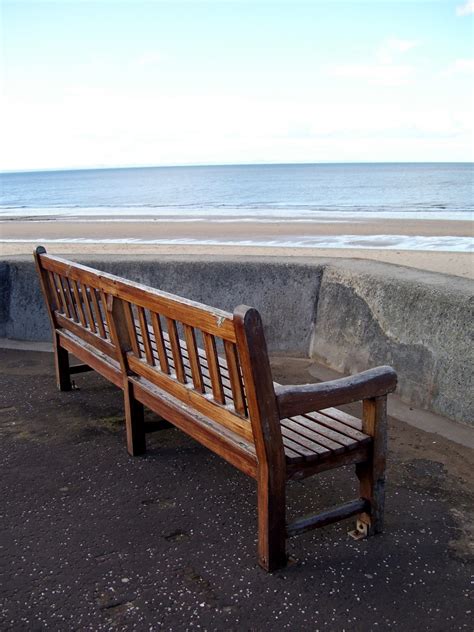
[354,396,387,537]
[257,468,287,571]
[54,337,72,391]
[124,381,146,456]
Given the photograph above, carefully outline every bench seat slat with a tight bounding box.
[318,407,363,431]
[303,411,369,442]
[284,414,358,448]
[281,427,331,458]
[281,417,348,453]
[282,436,319,461]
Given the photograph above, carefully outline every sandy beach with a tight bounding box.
[1,217,473,279]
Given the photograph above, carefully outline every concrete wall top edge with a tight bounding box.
[2,252,472,292]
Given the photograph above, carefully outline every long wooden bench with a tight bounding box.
[34,246,397,571]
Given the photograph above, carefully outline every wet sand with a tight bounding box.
[1,217,473,278]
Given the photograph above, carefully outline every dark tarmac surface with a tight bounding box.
[0,348,473,631]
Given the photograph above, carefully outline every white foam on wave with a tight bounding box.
[0,206,471,222]
[2,235,472,252]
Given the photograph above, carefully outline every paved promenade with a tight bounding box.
[1,349,472,631]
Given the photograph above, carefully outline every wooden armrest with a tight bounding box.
[275,366,397,419]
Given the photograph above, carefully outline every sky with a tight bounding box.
[0,0,473,171]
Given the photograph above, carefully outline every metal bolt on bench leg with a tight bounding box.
[348,519,369,541]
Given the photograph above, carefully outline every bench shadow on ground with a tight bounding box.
[0,348,472,631]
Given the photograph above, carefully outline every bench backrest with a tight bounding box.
[106,268,252,442]
[35,248,285,465]
[35,248,119,361]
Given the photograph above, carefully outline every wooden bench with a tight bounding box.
[35,246,397,571]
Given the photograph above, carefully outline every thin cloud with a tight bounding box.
[376,38,418,64]
[135,52,163,67]
[456,1,474,16]
[325,62,414,86]
[325,38,418,86]
[445,58,474,74]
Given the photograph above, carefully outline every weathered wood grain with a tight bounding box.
[234,306,287,571]
[356,396,388,535]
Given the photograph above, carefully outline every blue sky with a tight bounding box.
[1,0,473,170]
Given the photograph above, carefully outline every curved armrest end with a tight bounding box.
[276,365,397,418]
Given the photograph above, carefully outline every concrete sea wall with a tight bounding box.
[310,261,473,427]
[0,254,472,425]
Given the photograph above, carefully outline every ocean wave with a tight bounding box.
[0,205,472,222]
[2,235,472,252]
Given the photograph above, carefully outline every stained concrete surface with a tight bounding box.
[0,349,473,631]
[310,260,474,425]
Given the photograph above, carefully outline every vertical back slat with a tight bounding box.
[99,290,115,341]
[90,288,106,338]
[150,312,170,373]
[121,300,140,355]
[184,325,205,393]
[166,318,186,383]
[224,340,247,416]
[64,279,78,321]
[81,284,97,333]
[34,247,60,334]
[47,271,59,311]
[56,275,71,318]
[203,332,225,404]
[138,307,154,365]
[71,280,87,327]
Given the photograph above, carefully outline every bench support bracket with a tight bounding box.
[348,519,369,541]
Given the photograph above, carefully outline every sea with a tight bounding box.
[1,163,472,251]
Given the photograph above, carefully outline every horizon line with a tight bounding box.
[2,160,473,175]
